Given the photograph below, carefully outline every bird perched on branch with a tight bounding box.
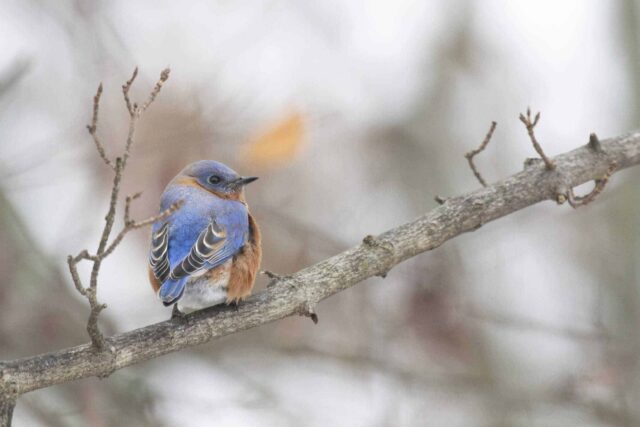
[148,160,261,314]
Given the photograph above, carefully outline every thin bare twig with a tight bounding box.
[519,108,555,170]
[69,68,172,350]
[122,67,138,117]
[567,162,617,208]
[464,121,497,187]
[86,83,114,170]
[121,68,140,168]
[121,68,171,169]
[124,191,143,225]
[140,68,170,113]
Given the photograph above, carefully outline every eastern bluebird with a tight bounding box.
[148,160,262,313]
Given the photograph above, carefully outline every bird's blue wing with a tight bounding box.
[158,216,247,306]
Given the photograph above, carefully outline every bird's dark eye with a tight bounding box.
[208,175,222,185]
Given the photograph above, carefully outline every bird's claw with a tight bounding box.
[171,304,186,320]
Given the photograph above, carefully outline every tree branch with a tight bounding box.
[68,68,172,351]
[2,128,640,400]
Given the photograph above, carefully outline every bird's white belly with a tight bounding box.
[177,261,231,314]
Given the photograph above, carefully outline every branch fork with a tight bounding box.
[464,121,497,187]
[519,108,555,170]
[462,111,617,209]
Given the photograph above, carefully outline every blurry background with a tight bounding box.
[0,0,639,426]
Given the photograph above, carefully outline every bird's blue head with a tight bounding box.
[179,160,258,197]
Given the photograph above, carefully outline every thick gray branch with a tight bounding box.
[2,130,640,398]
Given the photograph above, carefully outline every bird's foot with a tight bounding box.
[171,304,186,320]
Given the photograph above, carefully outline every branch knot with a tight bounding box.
[588,133,603,153]
[261,270,293,288]
[297,301,319,324]
[362,235,396,277]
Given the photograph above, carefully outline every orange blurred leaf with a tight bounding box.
[243,111,304,169]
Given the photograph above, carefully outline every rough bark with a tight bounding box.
[1,130,639,421]
[0,383,16,427]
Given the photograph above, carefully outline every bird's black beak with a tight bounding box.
[235,176,259,187]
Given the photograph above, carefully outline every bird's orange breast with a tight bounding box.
[226,213,262,303]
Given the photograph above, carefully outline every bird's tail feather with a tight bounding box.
[159,277,187,306]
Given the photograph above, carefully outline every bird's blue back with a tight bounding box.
[152,183,249,294]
